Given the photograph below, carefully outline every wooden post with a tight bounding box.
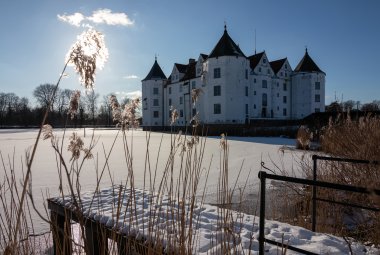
[85,220,108,255]
[117,235,127,255]
[50,209,72,255]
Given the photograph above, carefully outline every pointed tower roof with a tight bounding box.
[294,49,325,74]
[269,58,287,74]
[142,58,167,81]
[209,25,246,58]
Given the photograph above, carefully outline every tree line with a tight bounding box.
[0,83,133,128]
[325,99,380,112]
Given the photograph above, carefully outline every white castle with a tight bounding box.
[141,26,325,129]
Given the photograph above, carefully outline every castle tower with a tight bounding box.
[204,25,250,124]
[291,49,326,119]
[141,58,167,129]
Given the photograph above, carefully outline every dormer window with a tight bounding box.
[263,58,266,64]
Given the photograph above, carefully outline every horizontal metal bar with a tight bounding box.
[312,155,379,165]
[258,171,380,196]
[264,238,319,255]
[316,197,380,212]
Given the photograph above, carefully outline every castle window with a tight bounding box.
[254,104,256,109]
[179,85,183,92]
[153,111,159,118]
[254,78,257,83]
[180,97,183,104]
[315,94,320,102]
[245,86,248,97]
[262,80,267,88]
[315,82,320,90]
[168,98,172,106]
[283,96,287,104]
[245,104,248,115]
[259,67,262,73]
[277,93,279,98]
[254,91,256,96]
[285,64,288,69]
[214,85,221,96]
[283,83,287,91]
[263,58,266,63]
[153,87,159,95]
[262,93,267,107]
[180,109,183,117]
[192,81,196,89]
[214,68,221,78]
[283,108,287,116]
[245,69,248,79]
[280,72,283,77]
[169,87,172,94]
[153,99,159,106]
[277,106,279,111]
[214,104,221,114]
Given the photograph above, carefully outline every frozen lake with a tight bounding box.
[0,128,301,233]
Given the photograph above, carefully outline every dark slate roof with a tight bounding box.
[269,58,287,74]
[209,26,246,58]
[142,59,167,81]
[294,49,325,74]
[248,51,265,70]
[175,63,188,73]
[200,54,208,60]
[180,61,197,81]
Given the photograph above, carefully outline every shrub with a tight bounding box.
[296,125,312,150]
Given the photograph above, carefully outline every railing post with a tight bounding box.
[312,155,317,232]
[258,171,266,255]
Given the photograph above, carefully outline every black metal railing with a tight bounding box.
[258,155,380,255]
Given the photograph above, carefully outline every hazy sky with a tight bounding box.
[0,0,379,105]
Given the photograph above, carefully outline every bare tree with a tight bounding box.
[33,83,59,111]
[361,102,380,112]
[57,89,73,116]
[100,94,112,126]
[343,100,356,112]
[84,90,99,125]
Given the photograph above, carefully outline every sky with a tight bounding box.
[0,0,379,106]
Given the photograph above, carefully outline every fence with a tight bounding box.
[258,155,380,255]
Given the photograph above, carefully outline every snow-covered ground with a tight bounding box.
[1,128,378,254]
[53,186,378,254]
[0,128,298,230]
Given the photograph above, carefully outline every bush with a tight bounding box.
[317,115,380,244]
[296,125,312,150]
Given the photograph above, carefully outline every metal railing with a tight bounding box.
[258,155,380,255]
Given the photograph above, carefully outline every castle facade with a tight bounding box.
[141,26,325,128]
